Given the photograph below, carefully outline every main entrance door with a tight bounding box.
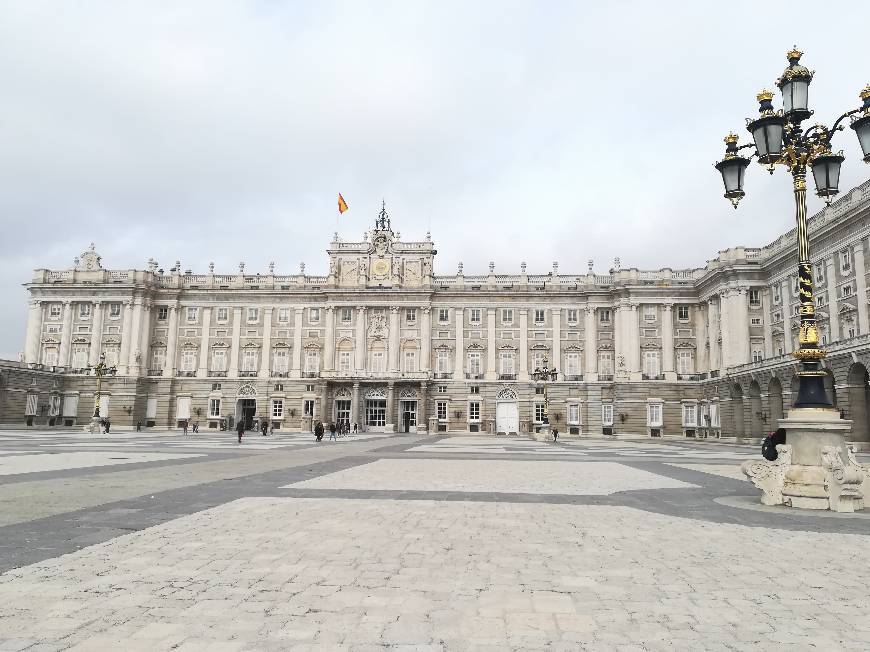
[496,401,519,435]
[335,399,351,428]
[400,399,417,433]
[237,399,256,430]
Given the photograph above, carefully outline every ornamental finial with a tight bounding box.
[756,89,774,103]
[786,45,802,62]
[860,84,870,101]
[724,132,739,144]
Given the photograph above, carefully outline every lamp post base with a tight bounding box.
[531,423,552,442]
[742,408,870,512]
[84,416,102,434]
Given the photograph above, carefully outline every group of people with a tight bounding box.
[181,421,199,435]
[313,420,357,442]
[235,419,275,443]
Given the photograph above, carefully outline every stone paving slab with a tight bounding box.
[2,497,870,651]
[666,463,749,481]
[0,451,204,477]
[284,459,698,495]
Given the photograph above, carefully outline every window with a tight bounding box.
[49,304,62,319]
[436,349,450,373]
[845,321,856,339]
[682,403,697,427]
[272,399,284,419]
[470,308,482,324]
[842,285,853,298]
[773,285,781,302]
[566,352,581,377]
[217,307,229,322]
[243,350,258,372]
[642,329,657,338]
[602,403,614,426]
[598,352,614,376]
[157,306,168,320]
[677,305,689,321]
[437,401,447,420]
[794,304,801,316]
[274,383,284,391]
[647,402,663,427]
[405,308,417,324]
[773,311,782,322]
[567,308,578,324]
[749,289,761,307]
[211,350,227,372]
[751,317,763,325]
[815,264,825,285]
[752,349,764,363]
[43,348,58,367]
[710,402,720,428]
[309,308,320,323]
[404,350,417,372]
[531,350,545,371]
[599,309,611,324]
[568,403,580,425]
[273,349,289,373]
[677,350,694,375]
[209,399,221,418]
[181,349,196,372]
[79,304,91,319]
[438,308,449,323]
[644,305,656,322]
[841,250,852,273]
[467,352,481,375]
[338,351,352,372]
[304,351,320,373]
[370,351,385,372]
[470,385,480,394]
[643,351,661,377]
[212,383,222,390]
[303,400,315,416]
[534,403,546,423]
[499,351,515,375]
[535,386,544,395]
[341,307,352,322]
[247,307,259,322]
[467,401,481,422]
[276,308,288,323]
[46,325,60,334]
[534,309,545,324]
[437,385,447,393]
[109,303,121,318]
[70,345,87,369]
[186,307,197,322]
[25,394,38,417]
[305,384,314,392]
[793,277,800,297]
[502,308,514,324]
[815,295,827,307]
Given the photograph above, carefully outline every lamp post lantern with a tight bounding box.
[719,48,870,512]
[85,353,116,433]
[531,357,558,440]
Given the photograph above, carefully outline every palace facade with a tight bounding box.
[7,179,870,445]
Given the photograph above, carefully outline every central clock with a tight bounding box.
[372,259,390,276]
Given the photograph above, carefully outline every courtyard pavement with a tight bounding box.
[0,429,869,651]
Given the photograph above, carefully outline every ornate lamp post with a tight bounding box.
[531,357,558,441]
[718,48,870,511]
[85,353,116,433]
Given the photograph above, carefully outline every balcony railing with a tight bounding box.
[272,371,289,378]
[147,369,163,376]
[642,374,665,380]
[177,371,196,377]
[433,372,452,379]
[677,374,701,381]
[210,371,227,377]
[498,373,517,381]
[565,374,584,381]
[302,371,319,378]
[598,374,614,382]
[465,373,483,380]
[239,370,257,377]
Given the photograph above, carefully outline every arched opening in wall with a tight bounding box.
[847,363,870,443]
[768,377,784,428]
[749,381,762,438]
[730,384,745,439]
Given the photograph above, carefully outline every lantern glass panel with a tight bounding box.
[852,117,870,159]
[782,79,809,115]
[812,156,843,197]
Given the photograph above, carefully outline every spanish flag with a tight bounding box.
[338,193,349,214]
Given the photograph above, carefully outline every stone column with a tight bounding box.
[259,307,273,378]
[88,301,104,365]
[733,288,750,364]
[323,306,335,371]
[386,381,395,431]
[662,303,675,379]
[485,308,497,380]
[453,307,465,380]
[166,304,179,376]
[584,306,597,380]
[320,384,329,422]
[58,300,73,368]
[519,308,529,381]
[613,304,623,371]
[695,303,709,373]
[418,382,428,432]
[291,307,304,378]
[762,289,774,359]
[420,307,431,372]
[23,300,43,364]
[388,306,400,373]
[783,279,794,353]
[138,302,154,378]
[707,298,720,372]
[355,306,367,372]
[118,300,134,375]
[127,299,144,373]
[197,307,212,377]
[854,241,869,335]
[628,303,640,377]
[551,308,561,380]
[719,292,732,369]
[229,307,242,378]
[351,382,360,426]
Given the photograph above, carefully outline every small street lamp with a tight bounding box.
[531,357,558,438]
[85,353,116,432]
[714,48,870,409]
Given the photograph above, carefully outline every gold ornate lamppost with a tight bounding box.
[718,49,870,512]
[715,48,870,409]
[531,357,558,440]
[86,353,116,432]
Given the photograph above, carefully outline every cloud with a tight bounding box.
[0,0,868,357]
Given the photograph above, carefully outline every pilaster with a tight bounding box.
[259,307,273,378]
[485,308,497,380]
[291,307,304,378]
[584,306,597,380]
[166,304,179,376]
[127,299,144,374]
[853,241,869,335]
[229,307,242,378]
[662,303,675,380]
[197,307,212,378]
[88,301,104,366]
[707,298,720,372]
[453,307,464,380]
[323,306,335,371]
[138,301,154,378]
[119,300,134,375]
[388,307,400,373]
[23,300,43,364]
[58,300,73,368]
[519,309,529,381]
[695,303,709,373]
[628,303,641,379]
[354,306,366,372]
[551,308,561,380]
[762,289,773,359]
[420,307,431,372]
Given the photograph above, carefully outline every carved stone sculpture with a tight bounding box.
[741,444,792,506]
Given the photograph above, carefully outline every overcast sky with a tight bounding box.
[1,1,869,358]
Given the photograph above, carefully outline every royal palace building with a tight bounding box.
[4,180,870,446]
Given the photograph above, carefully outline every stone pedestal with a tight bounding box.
[531,424,552,442]
[85,416,101,434]
[742,408,870,513]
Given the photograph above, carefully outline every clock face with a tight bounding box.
[372,259,390,276]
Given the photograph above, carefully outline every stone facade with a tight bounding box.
[10,182,870,441]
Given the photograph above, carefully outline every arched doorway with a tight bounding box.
[749,381,762,438]
[496,387,519,435]
[730,384,745,440]
[236,383,257,430]
[847,363,870,443]
[399,387,419,433]
[334,387,352,430]
[768,377,783,427]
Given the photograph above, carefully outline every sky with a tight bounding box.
[1,1,869,358]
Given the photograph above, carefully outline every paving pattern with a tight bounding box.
[0,428,868,650]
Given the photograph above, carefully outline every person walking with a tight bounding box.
[192,421,199,433]
[261,420,269,437]
[104,418,111,434]
[314,420,324,442]
[353,422,358,435]
[269,421,275,435]
[329,422,337,441]
[136,421,142,432]
[236,418,245,444]
[182,420,189,436]
[552,427,559,443]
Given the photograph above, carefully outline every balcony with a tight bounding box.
[239,370,257,378]
[598,374,614,382]
[565,374,584,381]
[302,371,319,378]
[177,371,196,377]
[147,369,163,376]
[272,371,289,378]
[433,372,452,379]
[319,370,429,380]
[465,373,483,380]
[210,371,227,377]
[498,373,517,381]
[677,374,701,381]
[642,374,665,380]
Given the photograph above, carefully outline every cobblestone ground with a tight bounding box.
[0,430,869,650]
